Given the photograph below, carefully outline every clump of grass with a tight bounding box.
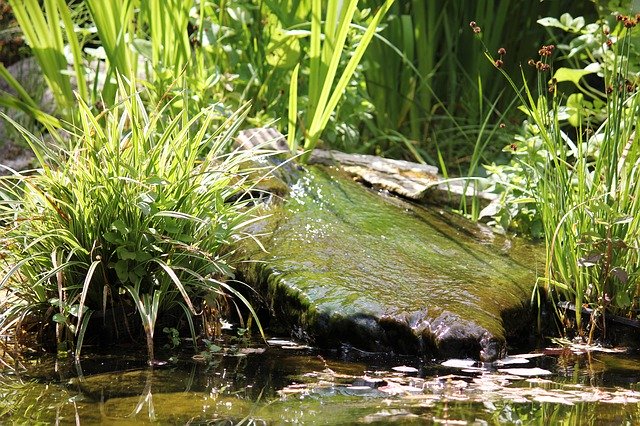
[474,14,640,342]
[0,79,267,363]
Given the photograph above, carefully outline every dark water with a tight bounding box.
[2,341,640,425]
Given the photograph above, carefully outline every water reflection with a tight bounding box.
[1,345,640,424]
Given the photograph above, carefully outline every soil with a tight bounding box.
[0,139,34,175]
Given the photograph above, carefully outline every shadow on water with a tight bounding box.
[2,342,640,425]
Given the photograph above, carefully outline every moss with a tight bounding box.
[240,166,542,359]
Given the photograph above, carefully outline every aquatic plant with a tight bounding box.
[475,12,640,342]
[0,80,267,363]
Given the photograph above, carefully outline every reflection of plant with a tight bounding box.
[0,80,267,362]
[477,12,640,342]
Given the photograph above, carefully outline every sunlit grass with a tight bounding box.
[0,79,269,362]
[478,15,640,341]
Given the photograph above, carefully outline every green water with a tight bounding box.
[2,344,640,425]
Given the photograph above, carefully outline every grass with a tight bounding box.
[358,0,595,165]
[0,80,269,363]
[477,14,640,342]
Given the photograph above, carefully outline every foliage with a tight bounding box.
[478,12,640,341]
[359,0,598,166]
[0,81,268,362]
[288,0,394,161]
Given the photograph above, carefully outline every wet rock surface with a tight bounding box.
[240,165,542,361]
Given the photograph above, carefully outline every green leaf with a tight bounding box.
[69,304,89,318]
[116,247,137,260]
[111,219,130,234]
[553,67,595,86]
[135,251,152,262]
[114,259,129,282]
[131,38,153,60]
[52,313,67,324]
[266,31,301,69]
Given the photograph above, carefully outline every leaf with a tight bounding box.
[131,38,153,60]
[111,219,130,234]
[103,231,123,244]
[135,251,152,262]
[76,260,100,329]
[614,291,631,308]
[553,67,596,86]
[610,267,629,284]
[613,216,633,225]
[498,367,553,376]
[114,259,129,282]
[69,304,89,318]
[52,313,67,324]
[287,63,299,152]
[578,252,601,267]
[116,247,137,260]
[138,202,151,216]
[266,31,301,69]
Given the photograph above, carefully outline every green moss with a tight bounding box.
[241,166,542,357]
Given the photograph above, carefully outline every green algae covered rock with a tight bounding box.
[241,166,542,361]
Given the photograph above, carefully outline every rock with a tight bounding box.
[308,148,496,208]
[239,165,542,362]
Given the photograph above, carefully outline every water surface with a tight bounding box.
[2,342,640,425]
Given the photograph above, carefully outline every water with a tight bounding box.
[2,341,640,425]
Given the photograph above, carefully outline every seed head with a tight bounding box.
[606,85,614,94]
[469,21,477,28]
[527,59,536,67]
[624,18,637,28]
[473,26,482,34]
[494,59,504,68]
[499,123,506,129]
[538,44,555,57]
[497,47,506,56]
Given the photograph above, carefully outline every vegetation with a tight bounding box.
[478,12,640,342]
[1,0,640,363]
[0,80,270,363]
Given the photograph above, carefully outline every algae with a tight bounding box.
[241,166,543,360]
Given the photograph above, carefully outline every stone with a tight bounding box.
[239,165,542,362]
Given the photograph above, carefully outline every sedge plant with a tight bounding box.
[474,14,640,342]
[0,78,267,363]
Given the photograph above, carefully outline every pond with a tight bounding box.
[2,338,640,425]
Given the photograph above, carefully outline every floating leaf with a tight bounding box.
[498,367,553,376]
[494,357,530,366]
[392,365,419,373]
[441,359,478,369]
